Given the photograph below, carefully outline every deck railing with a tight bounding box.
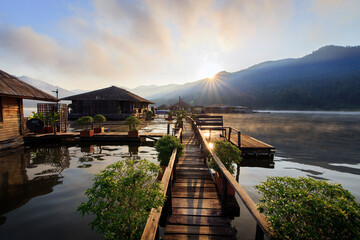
[189,117,270,240]
[141,128,182,240]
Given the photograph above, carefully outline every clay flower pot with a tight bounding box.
[94,127,104,133]
[128,130,140,138]
[80,130,94,137]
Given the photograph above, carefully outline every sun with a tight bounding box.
[195,60,223,80]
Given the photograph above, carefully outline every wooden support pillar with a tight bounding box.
[238,131,241,148]
[221,173,228,217]
[228,128,232,141]
[167,123,170,135]
[255,223,264,240]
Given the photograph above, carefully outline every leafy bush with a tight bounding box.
[93,114,106,123]
[28,111,44,121]
[125,116,141,131]
[155,135,184,166]
[76,116,93,130]
[78,159,166,240]
[209,140,242,174]
[190,114,197,121]
[255,176,360,240]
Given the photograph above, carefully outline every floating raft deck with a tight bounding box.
[164,122,236,239]
[23,132,164,144]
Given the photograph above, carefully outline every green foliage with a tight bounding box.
[155,135,184,166]
[255,176,360,240]
[117,106,121,113]
[209,140,242,175]
[125,116,141,131]
[78,159,166,240]
[76,116,93,130]
[168,111,173,117]
[28,111,44,121]
[190,114,197,121]
[93,114,106,123]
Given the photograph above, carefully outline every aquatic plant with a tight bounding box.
[78,158,165,240]
[155,135,184,166]
[209,140,242,175]
[255,176,360,240]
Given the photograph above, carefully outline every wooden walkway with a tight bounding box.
[164,122,235,239]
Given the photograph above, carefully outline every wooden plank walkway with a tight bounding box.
[164,122,235,240]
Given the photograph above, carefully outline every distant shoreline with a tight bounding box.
[256,110,360,115]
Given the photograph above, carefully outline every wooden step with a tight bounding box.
[164,235,234,240]
[172,208,221,217]
[165,225,234,236]
[173,182,215,188]
[172,186,217,193]
[172,191,218,199]
[168,215,230,227]
[172,198,221,209]
[175,179,214,184]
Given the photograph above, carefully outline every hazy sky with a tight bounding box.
[0,0,359,90]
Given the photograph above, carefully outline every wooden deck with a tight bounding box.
[23,132,163,144]
[164,122,235,239]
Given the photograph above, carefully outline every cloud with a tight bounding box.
[0,0,358,89]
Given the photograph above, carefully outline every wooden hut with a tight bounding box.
[61,86,154,120]
[0,69,58,150]
[169,98,192,112]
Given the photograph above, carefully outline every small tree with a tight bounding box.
[155,135,184,166]
[76,116,93,130]
[78,159,166,240]
[125,116,140,131]
[255,176,360,240]
[93,114,106,128]
[168,111,173,118]
[209,140,242,175]
[46,112,59,135]
[190,114,197,121]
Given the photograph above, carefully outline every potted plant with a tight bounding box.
[125,116,141,138]
[93,114,106,133]
[209,140,242,195]
[76,116,94,137]
[46,112,59,135]
[145,110,154,121]
[155,135,184,180]
[190,114,197,122]
[165,111,173,120]
[28,112,46,133]
[176,114,184,129]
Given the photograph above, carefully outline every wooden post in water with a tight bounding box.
[228,128,232,141]
[238,131,241,148]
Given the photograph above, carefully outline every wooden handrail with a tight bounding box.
[141,128,182,240]
[189,118,270,238]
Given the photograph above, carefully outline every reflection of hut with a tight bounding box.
[157,104,169,110]
[0,70,58,150]
[170,97,192,112]
[204,104,236,113]
[62,86,154,120]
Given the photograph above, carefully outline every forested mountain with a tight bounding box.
[149,45,360,110]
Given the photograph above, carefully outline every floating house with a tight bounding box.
[169,98,192,112]
[61,86,154,120]
[0,69,58,150]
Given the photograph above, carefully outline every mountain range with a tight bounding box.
[21,45,360,110]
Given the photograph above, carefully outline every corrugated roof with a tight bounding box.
[0,69,58,102]
[61,86,154,104]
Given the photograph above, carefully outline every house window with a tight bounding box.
[0,96,3,122]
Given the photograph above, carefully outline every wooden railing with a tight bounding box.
[189,118,270,240]
[141,128,182,240]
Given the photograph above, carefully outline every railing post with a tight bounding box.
[167,178,172,216]
[167,123,170,135]
[228,128,232,141]
[221,173,228,217]
[238,131,241,148]
[255,223,264,240]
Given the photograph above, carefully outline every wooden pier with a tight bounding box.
[164,122,236,239]
[23,132,164,144]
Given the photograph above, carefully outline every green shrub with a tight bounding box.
[209,140,242,175]
[255,176,360,240]
[190,114,197,121]
[125,116,140,131]
[76,116,93,130]
[93,114,106,123]
[155,135,184,166]
[78,159,166,240]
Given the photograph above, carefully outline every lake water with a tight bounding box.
[1,112,359,239]
[224,111,360,239]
